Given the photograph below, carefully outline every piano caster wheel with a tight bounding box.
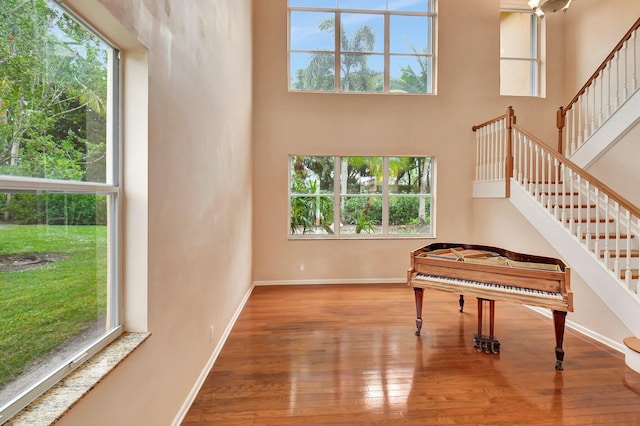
[415,330,421,336]
[555,360,564,370]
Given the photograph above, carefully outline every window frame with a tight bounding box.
[499,9,541,97]
[0,1,122,420]
[288,155,436,239]
[288,1,437,94]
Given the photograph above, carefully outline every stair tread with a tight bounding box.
[620,269,640,280]
[582,234,635,239]
[565,218,615,223]
[624,337,640,353]
[600,250,640,258]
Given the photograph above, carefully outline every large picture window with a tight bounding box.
[0,0,120,419]
[288,0,436,94]
[289,156,434,238]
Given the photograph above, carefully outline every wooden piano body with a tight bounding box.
[407,242,573,370]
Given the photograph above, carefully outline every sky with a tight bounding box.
[288,1,433,86]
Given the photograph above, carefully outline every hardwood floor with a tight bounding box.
[182,284,640,425]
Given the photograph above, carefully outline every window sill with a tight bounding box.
[9,332,150,426]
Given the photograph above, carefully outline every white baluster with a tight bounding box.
[591,79,597,134]
[585,181,592,243]
[613,52,620,111]
[603,195,610,270]
[623,40,629,100]
[633,30,638,91]
[560,164,567,225]
[534,144,540,200]
[576,175,584,244]
[594,188,600,258]
[606,61,612,118]
[615,202,621,277]
[625,210,632,288]
[568,169,575,235]
[598,71,604,127]
[554,158,559,220]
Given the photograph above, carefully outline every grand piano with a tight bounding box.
[407,242,573,370]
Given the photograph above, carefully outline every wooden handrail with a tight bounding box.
[513,123,640,219]
[563,17,640,113]
[557,17,640,154]
[472,112,508,132]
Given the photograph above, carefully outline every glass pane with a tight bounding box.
[341,157,383,194]
[290,52,336,91]
[390,15,430,54]
[289,0,337,7]
[337,0,385,11]
[290,156,334,194]
[389,55,432,94]
[0,1,110,183]
[290,196,334,235]
[340,54,384,92]
[339,196,382,235]
[388,195,431,234]
[340,13,383,53]
[290,11,335,51]
[389,157,432,194]
[500,12,535,59]
[500,59,537,96]
[0,191,111,409]
[387,0,433,12]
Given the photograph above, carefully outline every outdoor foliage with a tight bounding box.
[290,156,432,235]
[0,0,109,224]
[292,17,429,93]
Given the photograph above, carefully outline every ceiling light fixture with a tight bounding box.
[528,0,573,17]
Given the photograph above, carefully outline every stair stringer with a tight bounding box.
[509,179,640,337]
[570,87,640,168]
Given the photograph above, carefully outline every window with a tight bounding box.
[500,10,541,97]
[288,0,436,94]
[289,156,434,238]
[0,0,120,420]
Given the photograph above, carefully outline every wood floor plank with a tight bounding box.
[182,284,640,425]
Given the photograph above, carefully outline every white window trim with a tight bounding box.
[288,2,437,94]
[288,155,436,240]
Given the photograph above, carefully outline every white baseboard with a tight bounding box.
[254,278,407,286]
[527,306,625,353]
[171,284,255,426]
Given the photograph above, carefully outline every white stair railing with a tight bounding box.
[473,108,640,300]
[558,18,640,157]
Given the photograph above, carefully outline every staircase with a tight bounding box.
[472,18,640,372]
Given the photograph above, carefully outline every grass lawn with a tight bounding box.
[0,225,108,388]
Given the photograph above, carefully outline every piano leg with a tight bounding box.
[459,294,464,313]
[553,310,567,370]
[413,287,423,336]
[473,298,500,354]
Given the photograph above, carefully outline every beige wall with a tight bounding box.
[252,0,565,284]
[56,0,253,425]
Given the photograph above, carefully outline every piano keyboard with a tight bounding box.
[416,273,564,300]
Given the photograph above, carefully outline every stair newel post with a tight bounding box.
[556,106,565,155]
[505,106,515,198]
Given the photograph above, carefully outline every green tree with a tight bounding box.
[293,18,382,92]
[390,46,431,94]
[0,0,108,222]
